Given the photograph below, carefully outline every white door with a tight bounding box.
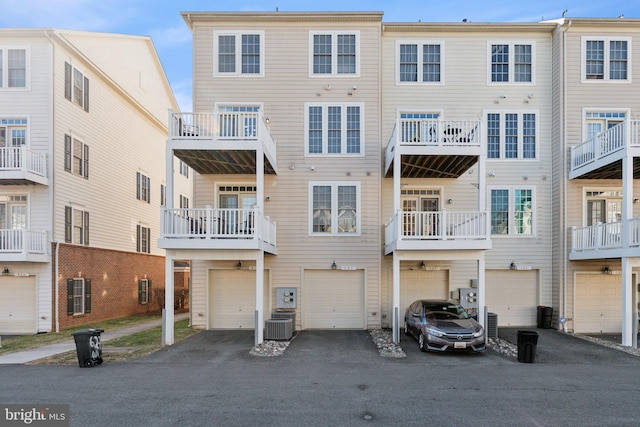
[208,269,269,329]
[575,273,622,333]
[0,275,36,334]
[400,269,448,319]
[303,270,364,329]
[486,270,538,327]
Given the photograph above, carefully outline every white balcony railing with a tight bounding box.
[161,207,276,247]
[571,119,640,171]
[570,218,640,253]
[385,210,489,245]
[0,229,48,254]
[0,147,47,178]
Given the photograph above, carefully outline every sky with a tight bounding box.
[1,0,638,111]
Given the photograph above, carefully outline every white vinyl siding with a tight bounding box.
[309,31,360,76]
[581,37,631,82]
[213,31,264,77]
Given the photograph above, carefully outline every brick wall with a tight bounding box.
[53,243,165,330]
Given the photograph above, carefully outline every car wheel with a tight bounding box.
[404,321,410,336]
[418,333,427,352]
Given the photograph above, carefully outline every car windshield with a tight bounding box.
[424,303,469,320]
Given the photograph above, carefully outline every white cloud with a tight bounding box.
[150,24,192,49]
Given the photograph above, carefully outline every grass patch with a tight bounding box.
[29,319,198,365]
[0,315,162,356]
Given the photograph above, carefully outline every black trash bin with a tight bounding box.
[517,330,538,363]
[71,328,104,367]
[541,306,553,329]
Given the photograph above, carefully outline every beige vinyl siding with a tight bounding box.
[190,16,383,328]
[51,40,172,256]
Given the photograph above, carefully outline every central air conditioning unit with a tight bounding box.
[271,310,296,331]
[264,318,293,340]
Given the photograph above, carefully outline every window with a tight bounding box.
[65,206,89,245]
[0,118,27,150]
[160,184,166,207]
[67,278,91,315]
[179,160,189,178]
[490,188,534,236]
[180,195,189,209]
[306,103,363,155]
[398,42,442,83]
[399,112,440,143]
[0,48,27,88]
[137,224,151,253]
[309,182,360,235]
[64,62,89,111]
[489,42,534,84]
[214,31,264,76]
[138,279,152,304]
[136,172,150,203]
[585,190,622,226]
[64,135,89,178]
[486,112,537,160]
[584,111,626,141]
[310,31,359,76]
[583,37,630,82]
[217,105,260,138]
[0,195,27,235]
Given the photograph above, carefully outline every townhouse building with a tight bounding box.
[0,29,190,335]
[160,11,640,348]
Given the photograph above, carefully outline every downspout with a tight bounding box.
[562,20,572,332]
[54,241,59,332]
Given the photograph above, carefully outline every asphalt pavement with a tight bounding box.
[2,326,640,426]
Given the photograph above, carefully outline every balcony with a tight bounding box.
[385,118,482,178]
[570,119,640,179]
[158,207,277,254]
[570,219,640,260]
[0,147,48,185]
[168,110,277,175]
[384,210,491,254]
[0,229,49,262]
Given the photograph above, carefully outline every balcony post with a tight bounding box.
[441,210,447,240]
[22,228,27,255]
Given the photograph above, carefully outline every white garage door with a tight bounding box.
[400,269,448,318]
[575,273,622,334]
[208,269,269,329]
[0,276,37,334]
[486,270,538,327]
[303,270,364,329]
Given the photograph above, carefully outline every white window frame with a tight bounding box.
[489,186,536,237]
[0,47,29,89]
[137,172,150,203]
[0,194,28,230]
[139,278,150,304]
[487,41,536,85]
[65,204,89,245]
[213,30,265,77]
[485,110,539,161]
[304,102,365,156]
[0,118,28,148]
[581,36,632,83]
[308,182,361,236]
[72,278,86,315]
[582,188,623,226]
[137,223,151,254]
[581,108,629,143]
[309,31,360,77]
[396,40,444,85]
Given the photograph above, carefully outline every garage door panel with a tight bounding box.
[0,276,37,335]
[486,270,538,327]
[208,270,269,330]
[304,270,364,329]
[400,269,448,319]
[575,274,622,334]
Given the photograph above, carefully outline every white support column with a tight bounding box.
[393,143,401,213]
[622,257,633,347]
[165,147,174,211]
[392,254,401,344]
[477,256,486,328]
[255,251,264,346]
[163,252,175,346]
[256,146,264,212]
[477,153,486,212]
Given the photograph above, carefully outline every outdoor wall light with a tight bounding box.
[603,265,611,274]
[420,261,426,270]
[331,260,337,270]
[2,267,8,275]
[510,261,516,270]
[236,261,242,269]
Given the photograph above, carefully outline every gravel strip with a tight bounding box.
[369,329,406,358]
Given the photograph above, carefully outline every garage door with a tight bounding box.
[303,270,364,329]
[575,273,622,334]
[400,269,448,318]
[486,270,538,327]
[0,275,37,334]
[208,269,269,329]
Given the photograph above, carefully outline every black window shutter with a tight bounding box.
[64,62,72,101]
[147,280,152,302]
[67,279,74,315]
[83,77,89,112]
[84,211,89,245]
[136,172,140,200]
[64,206,72,243]
[147,176,151,203]
[147,228,151,253]
[64,135,71,172]
[84,279,91,314]
[138,280,143,304]
[136,224,141,252]
[83,144,89,179]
